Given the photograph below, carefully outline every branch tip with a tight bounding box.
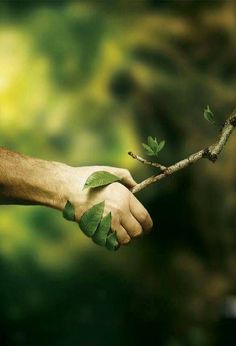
[130,107,235,193]
[128,151,166,170]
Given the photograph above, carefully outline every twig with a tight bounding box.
[128,151,166,171]
[131,108,236,194]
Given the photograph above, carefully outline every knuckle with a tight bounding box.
[149,218,154,229]
[139,211,148,224]
[145,215,153,231]
[75,206,87,221]
[121,168,130,179]
[120,235,131,245]
[112,207,122,219]
[111,181,122,190]
[111,217,120,230]
[131,226,142,238]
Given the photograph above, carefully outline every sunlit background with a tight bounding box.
[0,1,235,345]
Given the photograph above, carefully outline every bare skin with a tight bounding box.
[0,147,153,247]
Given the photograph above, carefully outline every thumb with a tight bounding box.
[117,169,137,189]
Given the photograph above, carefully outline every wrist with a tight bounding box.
[41,161,71,211]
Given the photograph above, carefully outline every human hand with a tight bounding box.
[60,165,153,250]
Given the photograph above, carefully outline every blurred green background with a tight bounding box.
[0,1,235,345]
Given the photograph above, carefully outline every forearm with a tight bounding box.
[0,147,67,210]
[0,147,153,249]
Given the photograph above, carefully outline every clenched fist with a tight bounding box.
[62,166,153,248]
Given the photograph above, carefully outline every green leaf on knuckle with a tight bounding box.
[63,201,75,221]
[92,212,111,246]
[83,171,120,190]
[78,201,105,237]
[62,201,119,252]
[106,231,119,251]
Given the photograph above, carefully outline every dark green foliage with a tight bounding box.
[109,69,136,100]
[0,1,235,345]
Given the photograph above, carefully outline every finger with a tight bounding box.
[74,203,92,222]
[114,224,131,245]
[121,214,143,239]
[129,194,153,232]
[111,216,131,245]
[121,171,137,189]
[114,168,137,189]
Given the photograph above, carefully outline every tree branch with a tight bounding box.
[131,108,236,194]
[128,151,166,170]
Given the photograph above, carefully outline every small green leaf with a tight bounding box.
[106,231,119,251]
[142,143,152,151]
[157,140,165,152]
[204,105,215,124]
[83,171,120,190]
[79,201,105,237]
[63,201,75,221]
[147,136,158,151]
[146,151,156,156]
[92,212,111,246]
[142,143,155,156]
